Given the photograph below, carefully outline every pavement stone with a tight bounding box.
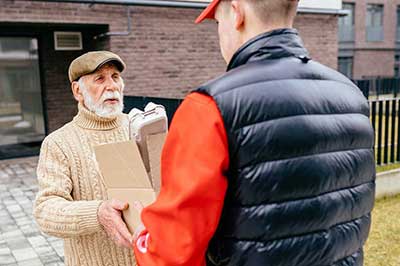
[0,247,11,255]
[40,254,62,265]
[17,258,43,266]
[0,157,64,266]
[12,247,38,262]
[0,254,16,264]
[28,236,48,248]
[6,237,31,250]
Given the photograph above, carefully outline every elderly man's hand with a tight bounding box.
[132,201,145,241]
[98,199,133,248]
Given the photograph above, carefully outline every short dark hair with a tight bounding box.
[222,0,299,25]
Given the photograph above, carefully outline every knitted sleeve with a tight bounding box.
[33,136,103,238]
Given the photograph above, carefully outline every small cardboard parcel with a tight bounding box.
[94,104,167,234]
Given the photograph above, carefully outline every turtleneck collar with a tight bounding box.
[227,28,310,71]
[73,103,123,131]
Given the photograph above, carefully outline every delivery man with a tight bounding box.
[132,1,376,265]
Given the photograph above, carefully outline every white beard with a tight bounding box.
[80,79,124,119]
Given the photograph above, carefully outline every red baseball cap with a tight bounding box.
[195,0,221,24]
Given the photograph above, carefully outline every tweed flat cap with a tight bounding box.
[68,51,126,82]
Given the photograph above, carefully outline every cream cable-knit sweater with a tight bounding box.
[34,103,136,266]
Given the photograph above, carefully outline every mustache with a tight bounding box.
[102,91,122,101]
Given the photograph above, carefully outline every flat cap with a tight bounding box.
[68,51,126,82]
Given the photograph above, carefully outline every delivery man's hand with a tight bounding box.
[98,199,133,248]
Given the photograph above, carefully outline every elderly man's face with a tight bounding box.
[77,63,124,118]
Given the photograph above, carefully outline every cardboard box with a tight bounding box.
[94,133,165,234]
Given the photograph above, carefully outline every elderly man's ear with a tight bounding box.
[71,81,84,102]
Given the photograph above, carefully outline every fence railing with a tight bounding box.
[354,79,400,166]
[370,98,400,166]
[354,78,400,98]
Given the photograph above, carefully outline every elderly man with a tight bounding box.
[132,1,375,266]
[34,51,136,266]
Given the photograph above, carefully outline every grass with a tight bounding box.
[365,194,400,266]
[376,162,400,173]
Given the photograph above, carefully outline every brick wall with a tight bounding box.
[295,13,339,70]
[117,6,225,98]
[354,50,395,78]
[0,1,339,132]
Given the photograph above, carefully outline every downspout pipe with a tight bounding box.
[93,7,132,39]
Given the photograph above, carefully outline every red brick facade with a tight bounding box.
[354,50,395,78]
[0,1,339,132]
[295,13,339,71]
[342,0,400,79]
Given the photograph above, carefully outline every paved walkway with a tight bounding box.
[0,157,64,266]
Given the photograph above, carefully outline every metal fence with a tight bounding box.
[354,78,400,98]
[354,78,400,166]
[370,97,400,166]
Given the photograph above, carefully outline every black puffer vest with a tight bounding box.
[198,29,375,266]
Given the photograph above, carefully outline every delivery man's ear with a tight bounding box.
[231,0,245,30]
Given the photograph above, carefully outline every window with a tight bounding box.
[366,4,384,42]
[0,38,31,52]
[338,3,355,42]
[395,53,400,77]
[397,6,400,42]
[338,57,353,78]
[0,37,45,147]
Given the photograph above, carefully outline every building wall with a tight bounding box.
[341,0,400,79]
[353,50,395,78]
[0,1,339,132]
[299,0,342,10]
[348,0,397,49]
[295,13,339,70]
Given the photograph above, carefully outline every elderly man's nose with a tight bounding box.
[104,78,119,91]
[105,84,118,91]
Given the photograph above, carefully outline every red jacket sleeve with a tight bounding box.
[133,92,229,266]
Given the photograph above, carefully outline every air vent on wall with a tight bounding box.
[54,32,83,51]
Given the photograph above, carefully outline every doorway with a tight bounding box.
[0,37,45,159]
